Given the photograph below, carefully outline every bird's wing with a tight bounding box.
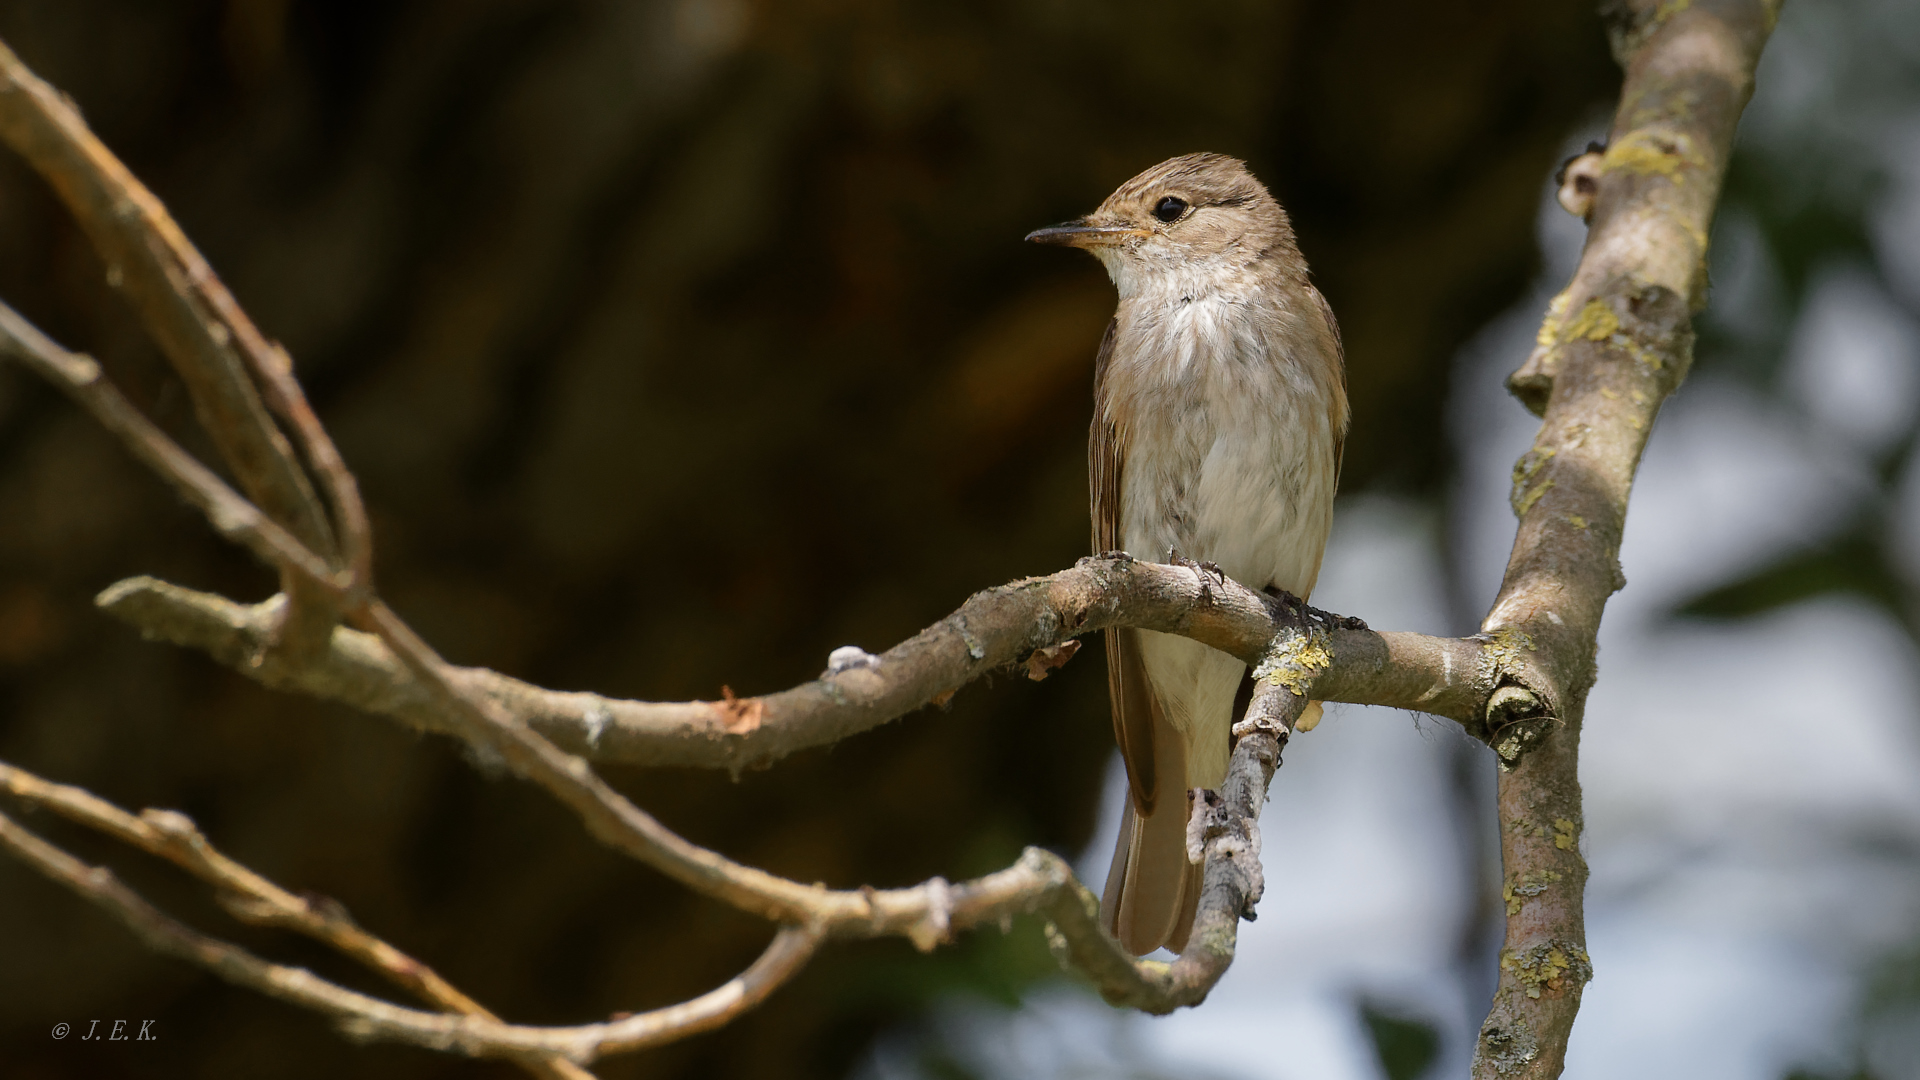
[1308,283,1349,487]
[1091,317,1201,954]
[1089,317,1158,817]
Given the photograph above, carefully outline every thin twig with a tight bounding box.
[0,760,594,1080]
[0,804,817,1065]
[0,36,363,652]
[0,301,345,592]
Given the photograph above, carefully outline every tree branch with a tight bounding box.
[0,801,817,1065]
[93,565,1521,771]
[0,37,366,651]
[0,301,346,592]
[1470,1,1778,1074]
[0,760,594,1080]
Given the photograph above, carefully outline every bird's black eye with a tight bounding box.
[1152,196,1188,223]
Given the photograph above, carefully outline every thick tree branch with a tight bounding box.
[94,565,1519,771]
[1470,1,1777,1075]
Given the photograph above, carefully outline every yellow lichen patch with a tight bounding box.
[1515,480,1554,518]
[1508,818,1547,841]
[1553,818,1579,851]
[1509,447,1557,518]
[1480,628,1538,695]
[1484,627,1535,666]
[1254,626,1332,697]
[1510,446,1555,488]
[1536,289,1574,349]
[1501,941,1593,1001]
[1565,514,1588,530]
[1503,869,1564,915]
[1600,387,1620,400]
[1556,296,1663,369]
[1561,299,1619,342]
[1602,129,1702,183]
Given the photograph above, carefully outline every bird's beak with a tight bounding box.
[1024,218,1147,248]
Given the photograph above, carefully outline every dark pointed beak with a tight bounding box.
[1024,219,1147,248]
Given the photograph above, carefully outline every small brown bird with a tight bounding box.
[1028,153,1348,955]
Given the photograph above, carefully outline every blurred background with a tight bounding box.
[0,1,1913,1078]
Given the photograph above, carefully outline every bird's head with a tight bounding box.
[1025,152,1293,298]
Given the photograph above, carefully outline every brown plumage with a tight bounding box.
[1029,153,1348,954]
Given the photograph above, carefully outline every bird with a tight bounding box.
[1026,153,1348,955]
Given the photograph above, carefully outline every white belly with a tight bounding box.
[1113,301,1338,789]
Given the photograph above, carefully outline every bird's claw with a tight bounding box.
[1305,603,1367,631]
[1261,585,1366,630]
[1166,549,1227,601]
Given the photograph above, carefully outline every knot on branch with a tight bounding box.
[1193,800,1265,919]
[1183,789,1229,866]
[1484,685,1556,769]
[1508,281,1694,417]
[1475,1013,1541,1076]
[1470,630,1558,769]
[904,877,953,953]
[1555,142,1606,220]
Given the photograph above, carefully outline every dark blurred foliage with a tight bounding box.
[1669,9,1920,1075]
[1361,1000,1441,1080]
[0,0,1616,1077]
[1676,51,1920,638]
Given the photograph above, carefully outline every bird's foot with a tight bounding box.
[1261,585,1366,631]
[1306,605,1368,631]
[1167,549,1228,602]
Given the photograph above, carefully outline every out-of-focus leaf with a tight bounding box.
[1362,1000,1442,1080]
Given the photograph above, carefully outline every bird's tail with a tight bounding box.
[1100,726,1202,954]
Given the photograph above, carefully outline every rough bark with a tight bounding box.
[1473,1,1777,1074]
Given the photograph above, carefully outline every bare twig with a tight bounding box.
[0,301,345,592]
[1470,1,1778,1075]
[0,761,594,1080]
[0,756,1267,1061]
[0,803,817,1065]
[0,36,362,650]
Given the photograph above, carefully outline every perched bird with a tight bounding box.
[1027,153,1348,955]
